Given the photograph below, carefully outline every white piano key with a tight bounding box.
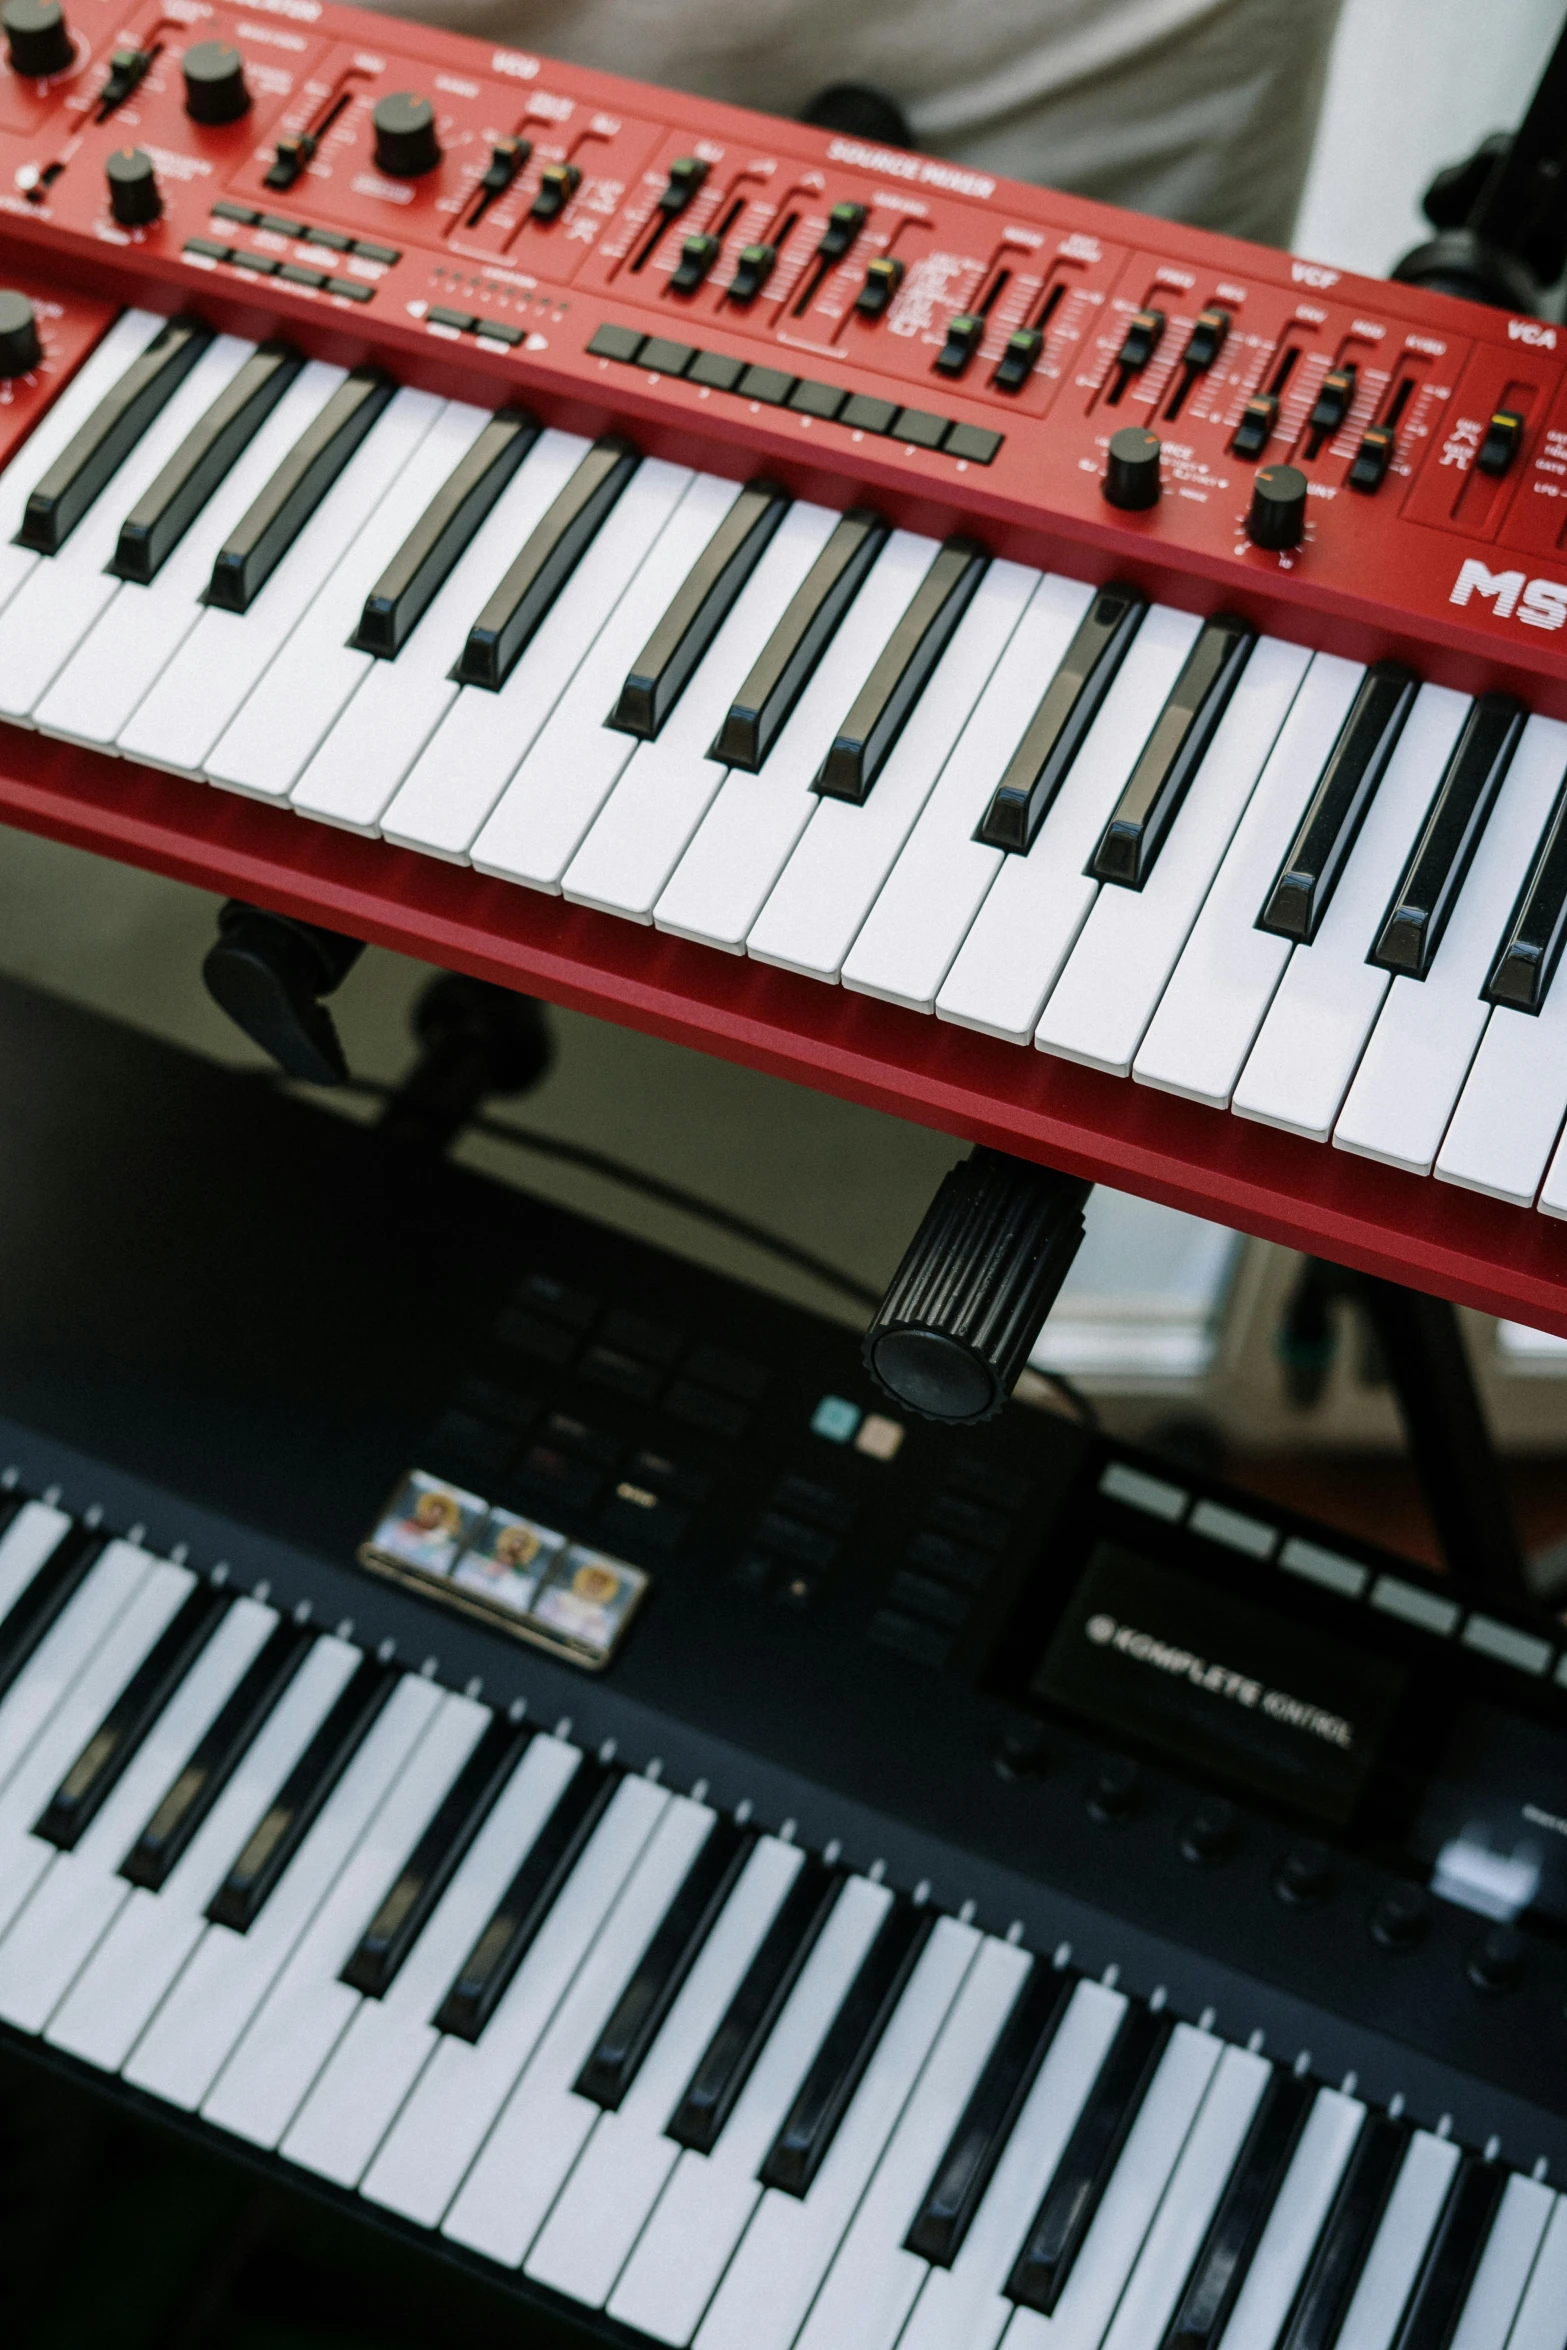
[744,561,1040,981]
[790,1936,1031,2350]
[1216,2086,1365,2350]
[33,362,349,751]
[201,1689,490,2148]
[1448,2174,1556,2350]
[279,1731,581,2188]
[562,500,844,923]
[116,388,442,777]
[1035,639,1311,1073]
[840,575,1096,1011]
[936,606,1203,1043]
[443,1792,719,2268]
[379,458,691,861]
[203,399,492,800]
[1099,2044,1272,2350]
[1334,2130,1461,2350]
[1231,683,1471,1141]
[468,471,741,891]
[289,427,590,833]
[654,529,946,953]
[45,1634,360,2073]
[359,1771,667,2229]
[0,1595,277,2034]
[605,1873,893,2347]
[695,1915,980,2350]
[0,335,257,722]
[898,1979,1127,2350]
[1133,652,1365,1104]
[1503,2196,1567,2350]
[0,309,168,620]
[1335,716,1567,1174]
[0,1499,72,1629]
[1001,2019,1224,2350]
[522,1833,805,2308]
[1438,969,1567,1206]
[0,1538,154,1797]
[122,1670,442,2112]
[0,1555,192,1943]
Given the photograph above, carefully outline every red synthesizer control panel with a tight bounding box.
[1,0,1567,1335]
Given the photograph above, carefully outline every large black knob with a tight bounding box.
[0,290,40,376]
[373,91,441,178]
[863,1147,1091,1423]
[1247,462,1308,550]
[106,145,160,226]
[1104,425,1162,511]
[3,0,72,77]
[182,39,250,124]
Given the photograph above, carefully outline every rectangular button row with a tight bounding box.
[426,305,525,349]
[183,240,374,304]
[586,322,1003,465]
[210,201,400,266]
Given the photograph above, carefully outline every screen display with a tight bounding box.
[1033,1542,1407,1824]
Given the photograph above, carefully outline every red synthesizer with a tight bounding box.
[1,0,1566,1334]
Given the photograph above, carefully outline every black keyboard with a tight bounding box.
[0,973,1562,2350]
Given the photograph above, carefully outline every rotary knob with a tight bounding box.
[862,1147,1091,1423]
[0,290,40,376]
[106,145,161,226]
[3,0,71,76]
[372,91,441,178]
[1247,462,1308,550]
[1103,425,1162,511]
[182,39,250,124]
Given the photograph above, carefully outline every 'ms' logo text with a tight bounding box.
[1450,557,1567,631]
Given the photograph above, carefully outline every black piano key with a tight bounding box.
[206,1655,394,1932]
[814,538,989,804]
[905,1961,1074,2267]
[1161,2069,1316,2350]
[119,1617,312,1891]
[434,1755,615,2042]
[575,1816,753,2111]
[710,507,889,771]
[1372,693,1526,977]
[206,366,394,613]
[1005,2002,1174,2314]
[1091,614,1257,887]
[0,1519,105,1700]
[1278,2114,1409,2350]
[759,1897,935,2197]
[109,340,303,585]
[609,480,790,738]
[1390,2158,1510,2350]
[18,316,214,555]
[1258,662,1419,942]
[351,406,540,657]
[976,583,1148,852]
[666,1856,840,2154]
[454,434,640,691]
[340,1714,529,1999]
[1485,766,1567,1011]
[33,1583,231,1852]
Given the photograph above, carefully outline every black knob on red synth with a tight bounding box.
[3,0,72,77]
[1247,462,1308,550]
[182,39,250,124]
[0,291,40,376]
[1104,425,1162,511]
[372,91,441,178]
[106,145,161,227]
[862,1146,1091,1424]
